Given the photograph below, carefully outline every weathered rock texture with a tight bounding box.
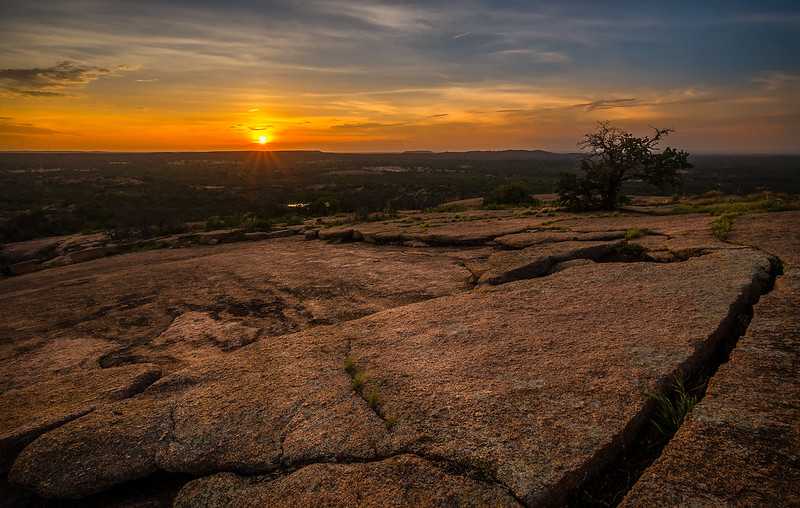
[0,363,161,472]
[7,249,774,505]
[621,211,800,506]
[175,455,521,508]
[2,210,796,506]
[0,238,481,383]
[474,240,621,285]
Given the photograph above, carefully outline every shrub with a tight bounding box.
[240,213,272,232]
[711,214,734,240]
[624,228,644,240]
[484,183,537,207]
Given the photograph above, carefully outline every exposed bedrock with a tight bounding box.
[621,211,800,506]
[8,249,775,505]
[0,364,161,473]
[174,455,522,508]
[472,240,622,285]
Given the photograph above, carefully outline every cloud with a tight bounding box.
[331,121,406,130]
[491,49,570,63]
[452,32,472,39]
[0,117,61,135]
[574,98,639,111]
[3,88,66,97]
[0,61,131,97]
[317,2,434,32]
[753,72,800,92]
[135,78,159,83]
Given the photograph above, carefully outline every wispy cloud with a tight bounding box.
[0,117,61,135]
[575,98,639,111]
[753,72,800,92]
[331,121,407,130]
[491,49,570,63]
[0,61,131,97]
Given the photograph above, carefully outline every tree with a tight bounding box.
[485,182,536,206]
[557,122,691,210]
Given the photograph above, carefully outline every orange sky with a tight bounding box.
[1,1,798,153]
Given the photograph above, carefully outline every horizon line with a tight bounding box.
[1,149,799,157]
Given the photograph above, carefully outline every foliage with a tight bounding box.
[624,227,644,240]
[613,242,647,259]
[648,375,699,437]
[483,182,539,207]
[672,192,800,216]
[2,151,798,243]
[558,122,692,211]
[711,214,734,240]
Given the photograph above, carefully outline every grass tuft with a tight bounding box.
[350,372,366,391]
[365,388,381,411]
[648,375,699,437]
[343,356,396,430]
[343,356,357,377]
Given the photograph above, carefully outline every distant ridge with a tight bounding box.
[0,149,578,160]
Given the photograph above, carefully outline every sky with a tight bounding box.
[0,0,798,153]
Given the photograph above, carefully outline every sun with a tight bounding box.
[257,135,269,145]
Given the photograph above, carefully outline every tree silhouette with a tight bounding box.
[557,122,691,210]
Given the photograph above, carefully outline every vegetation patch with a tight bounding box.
[711,214,734,241]
[648,375,700,437]
[343,356,395,429]
[624,227,645,240]
[612,241,647,260]
[483,182,540,208]
[673,192,800,216]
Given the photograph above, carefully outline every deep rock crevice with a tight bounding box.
[566,254,783,507]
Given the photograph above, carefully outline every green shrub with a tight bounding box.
[711,214,734,240]
[484,183,538,207]
[624,228,643,240]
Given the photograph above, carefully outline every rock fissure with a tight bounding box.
[342,353,394,431]
[182,450,528,507]
[566,254,783,507]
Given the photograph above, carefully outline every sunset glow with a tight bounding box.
[0,1,798,153]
